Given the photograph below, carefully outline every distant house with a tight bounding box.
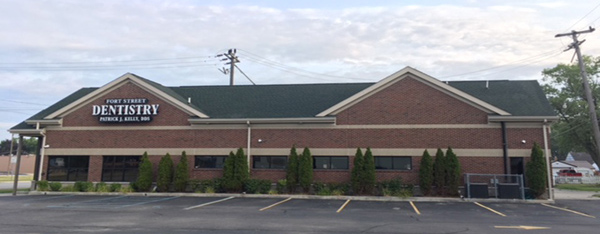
[565,152,599,171]
[551,160,595,177]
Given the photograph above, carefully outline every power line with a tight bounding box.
[566,2,600,30]
[0,55,217,65]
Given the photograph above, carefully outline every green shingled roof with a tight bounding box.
[446,80,556,116]
[11,76,556,131]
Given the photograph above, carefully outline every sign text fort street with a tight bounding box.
[92,98,159,123]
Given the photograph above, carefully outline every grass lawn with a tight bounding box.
[556,184,600,192]
[0,188,29,194]
[0,175,33,182]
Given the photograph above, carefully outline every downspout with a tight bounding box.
[543,122,554,200]
[247,121,251,171]
[38,131,47,182]
[501,122,509,174]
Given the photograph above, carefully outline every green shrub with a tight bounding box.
[49,182,62,191]
[60,185,74,192]
[313,183,349,196]
[95,182,109,193]
[244,179,272,194]
[298,147,313,193]
[73,181,94,192]
[433,148,446,195]
[445,147,461,196]
[119,185,133,193]
[313,183,331,195]
[223,148,249,192]
[378,177,412,197]
[526,142,547,198]
[135,152,154,192]
[157,153,174,192]
[37,180,49,191]
[174,152,190,192]
[204,186,215,194]
[276,179,287,194]
[351,148,364,194]
[362,148,376,194]
[109,183,122,192]
[418,150,433,196]
[286,147,299,193]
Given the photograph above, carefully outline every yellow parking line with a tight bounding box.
[474,202,506,217]
[541,203,596,218]
[409,201,421,215]
[337,199,351,213]
[259,197,292,211]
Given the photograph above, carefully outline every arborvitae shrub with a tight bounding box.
[174,151,190,192]
[157,153,174,192]
[418,150,433,196]
[445,147,461,196]
[223,148,249,192]
[286,146,299,193]
[298,147,313,193]
[362,148,376,194]
[526,142,547,198]
[351,148,364,194]
[135,152,154,192]
[433,148,446,195]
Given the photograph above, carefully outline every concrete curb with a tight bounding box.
[27,191,553,203]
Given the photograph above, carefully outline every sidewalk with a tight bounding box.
[553,188,600,200]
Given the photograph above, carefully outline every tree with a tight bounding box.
[418,150,433,196]
[526,142,547,198]
[286,146,299,193]
[223,148,248,192]
[445,147,461,196]
[135,152,153,192]
[298,147,313,193]
[362,148,376,194]
[433,148,446,195]
[0,137,39,155]
[351,148,364,194]
[157,153,174,192]
[542,55,600,165]
[173,151,189,192]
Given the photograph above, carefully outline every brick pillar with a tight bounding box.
[88,155,103,182]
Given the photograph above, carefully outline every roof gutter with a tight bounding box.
[188,117,336,125]
[488,116,559,123]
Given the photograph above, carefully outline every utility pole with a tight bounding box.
[555,26,600,165]
[218,49,240,86]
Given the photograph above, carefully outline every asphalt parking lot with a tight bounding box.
[0,194,598,234]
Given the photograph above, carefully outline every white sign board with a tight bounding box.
[10,156,16,164]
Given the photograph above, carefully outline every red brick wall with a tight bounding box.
[336,76,489,125]
[63,81,191,127]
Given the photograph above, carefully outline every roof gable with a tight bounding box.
[317,66,511,117]
[44,73,209,119]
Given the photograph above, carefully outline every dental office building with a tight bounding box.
[9,67,557,185]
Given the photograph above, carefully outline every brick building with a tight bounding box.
[9,67,557,185]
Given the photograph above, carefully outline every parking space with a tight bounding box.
[0,195,598,234]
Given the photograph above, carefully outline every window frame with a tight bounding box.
[47,156,90,181]
[252,156,287,169]
[101,156,141,182]
[194,156,227,169]
[374,156,412,171]
[313,156,349,170]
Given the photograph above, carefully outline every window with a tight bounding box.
[313,156,349,169]
[47,156,89,181]
[375,156,412,170]
[253,156,287,169]
[102,156,140,182]
[195,156,227,169]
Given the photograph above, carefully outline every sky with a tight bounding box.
[1,0,600,141]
